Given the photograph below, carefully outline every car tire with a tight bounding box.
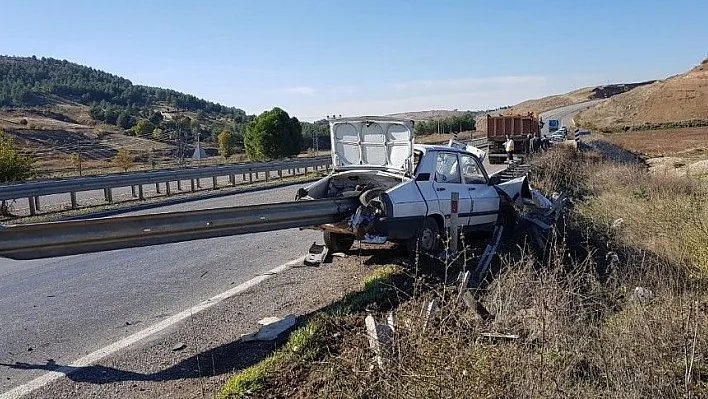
[411,217,440,254]
[323,232,355,253]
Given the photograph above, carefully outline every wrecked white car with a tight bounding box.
[296,117,534,253]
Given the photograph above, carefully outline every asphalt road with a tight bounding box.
[538,100,604,137]
[0,183,321,394]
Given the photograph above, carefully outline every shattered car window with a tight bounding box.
[435,152,461,183]
[460,154,486,184]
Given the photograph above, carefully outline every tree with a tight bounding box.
[113,148,133,172]
[244,107,303,161]
[148,111,163,126]
[217,130,235,160]
[0,131,33,182]
[116,110,132,129]
[152,127,164,140]
[0,131,33,215]
[69,152,82,176]
[131,119,154,136]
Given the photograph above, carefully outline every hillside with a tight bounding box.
[0,56,261,175]
[475,81,655,132]
[577,57,708,131]
[387,107,511,121]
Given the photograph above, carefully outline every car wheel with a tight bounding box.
[323,232,355,253]
[413,217,440,254]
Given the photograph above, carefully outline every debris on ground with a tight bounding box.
[365,312,395,369]
[304,242,328,266]
[240,314,298,342]
[631,286,654,302]
[171,342,187,351]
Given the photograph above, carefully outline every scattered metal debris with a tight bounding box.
[611,218,625,229]
[421,299,439,333]
[480,332,520,340]
[304,242,329,266]
[171,342,187,351]
[240,314,297,342]
[365,312,395,369]
[631,286,654,302]
[470,225,504,287]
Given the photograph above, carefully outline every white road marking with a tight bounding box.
[0,256,305,399]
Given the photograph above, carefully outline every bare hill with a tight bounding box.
[474,82,654,132]
[577,58,708,131]
[388,110,472,121]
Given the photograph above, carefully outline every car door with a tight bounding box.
[460,154,500,228]
[432,152,472,230]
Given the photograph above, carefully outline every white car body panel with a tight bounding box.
[298,116,535,245]
[330,117,415,174]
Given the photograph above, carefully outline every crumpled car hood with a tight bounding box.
[494,176,532,207]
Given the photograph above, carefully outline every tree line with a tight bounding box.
[0,55,237,113]
[414,111,478,135]
[0,56,255,145]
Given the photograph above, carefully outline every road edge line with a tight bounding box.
[0,256,304,399]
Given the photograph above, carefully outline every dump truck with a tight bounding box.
[485,113,541,164]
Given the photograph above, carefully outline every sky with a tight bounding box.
[2,0,707,121]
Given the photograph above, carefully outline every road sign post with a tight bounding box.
[450,192,459,254]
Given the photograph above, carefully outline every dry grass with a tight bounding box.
[218,143,708,398]
[578,58,708,131]
[605,126,708,158]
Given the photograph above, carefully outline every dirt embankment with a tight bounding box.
[475,81,654,132]
[577,57,708,131]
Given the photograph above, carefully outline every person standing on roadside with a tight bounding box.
[532,133,541,153]
[504,135,515,163]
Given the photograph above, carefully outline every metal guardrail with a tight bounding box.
[0,157,331,215]
[0,139,488,216]
[0,197,358,260]
[467,137,488,147]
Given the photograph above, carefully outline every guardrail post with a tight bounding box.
[70,192,78,209]
[265,171,269,182]
[33,196,41,212]
[249,169,253,184]
[190,179,196,192]
[230,174,236,187]
[28,197,36,216]
[197,179,202,189]
[165,182,171,196]
[242,173,246,182]
[212,176,218,190]
[278,169,282,179]
[155,183,161,194]
[138,185,145,201]
[131,186,137,198]
[177,180,182,191]
[450,192,459,254]
[105,188,113,204]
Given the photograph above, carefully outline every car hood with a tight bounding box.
[495,175,532,206]
[330,117,414,174]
